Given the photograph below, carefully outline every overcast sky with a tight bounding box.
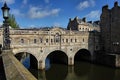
[0,0,119,28]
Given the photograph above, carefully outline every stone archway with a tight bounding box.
[15,52,38,69]
[74,49,92,76]
[74,49,91,62]
[45,50,68,69]
[45,50,68,80]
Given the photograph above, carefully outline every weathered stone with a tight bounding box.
[2,50,37,80]
[0,25,100,69]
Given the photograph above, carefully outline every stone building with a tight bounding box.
[100,1,120,53]
[67,17,100,32]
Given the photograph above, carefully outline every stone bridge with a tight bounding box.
[0,27,100,69]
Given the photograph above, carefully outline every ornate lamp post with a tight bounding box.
[1,3,10,50]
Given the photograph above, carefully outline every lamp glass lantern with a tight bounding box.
[1,3,10,19]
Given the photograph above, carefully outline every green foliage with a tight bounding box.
[8,14,19,29]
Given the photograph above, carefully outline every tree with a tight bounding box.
[8,14,19,29]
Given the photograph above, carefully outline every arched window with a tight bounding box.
[46,39,48,43]
[55,33,60,43]
[82,28,84,31]
[79,28,81,30]
[21,39,24,43]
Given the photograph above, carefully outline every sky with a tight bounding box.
[0,0,120,28]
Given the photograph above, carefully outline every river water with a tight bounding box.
[27,61,120,80]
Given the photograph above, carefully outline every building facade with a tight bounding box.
[100,1,120,53]
[67,17,100,32]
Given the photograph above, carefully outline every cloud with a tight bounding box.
[23,0,27,4]
[28,6,60,19]
[53,22,60,27]
[0,0,15,4]
[11,9,24,17]
[76,0,95,10]
[44,0,49,3]
[85,10,101,19]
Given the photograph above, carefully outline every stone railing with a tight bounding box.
[2,50,37,80]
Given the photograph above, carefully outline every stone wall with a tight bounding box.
[100,1,120,53]
[0,27,100,69]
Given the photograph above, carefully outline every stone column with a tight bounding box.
[68,57,74,66]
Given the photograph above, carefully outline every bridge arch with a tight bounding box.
[13,49,39,61]
[45,50,68,69]
[74,49,91,62]
[14,52,38,69]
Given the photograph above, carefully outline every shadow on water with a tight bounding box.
[15,52,120,80]
[30,61,120,80]
[74,61,91,77]
[87,64,120,80]
[45,64,68,80]
[74,61,120,80]
[29,63,68,80]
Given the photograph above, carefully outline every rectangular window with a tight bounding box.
[62,39,64,43]
[40,38,42,43]
[66,39,68,43]
[46,39,48,43]
[51,39,53,43]
[34,39,37,43]
[75,39,77,42]
[71,39,72,42]
[83,38,84,42]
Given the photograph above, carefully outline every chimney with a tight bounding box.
[94,21,100,25]
[102,5,109,11]
[82,17,86,22]
[87,21,92,23]
[114,1,118,7]
[75,16,78,20]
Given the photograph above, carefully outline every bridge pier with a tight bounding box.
[68,57,74,66]
[38,57,75,70]
[38,60,45,70]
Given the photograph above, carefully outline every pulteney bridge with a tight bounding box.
[0,27,99,69]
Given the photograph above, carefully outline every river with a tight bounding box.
[22,58,120,80]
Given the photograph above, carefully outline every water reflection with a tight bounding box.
[45,64,68,80]
[74,62,91,76]
[30,61,120,80]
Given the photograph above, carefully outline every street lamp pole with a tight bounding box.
[1,2,10,50]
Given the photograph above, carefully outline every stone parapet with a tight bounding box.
[2,50,37,80]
